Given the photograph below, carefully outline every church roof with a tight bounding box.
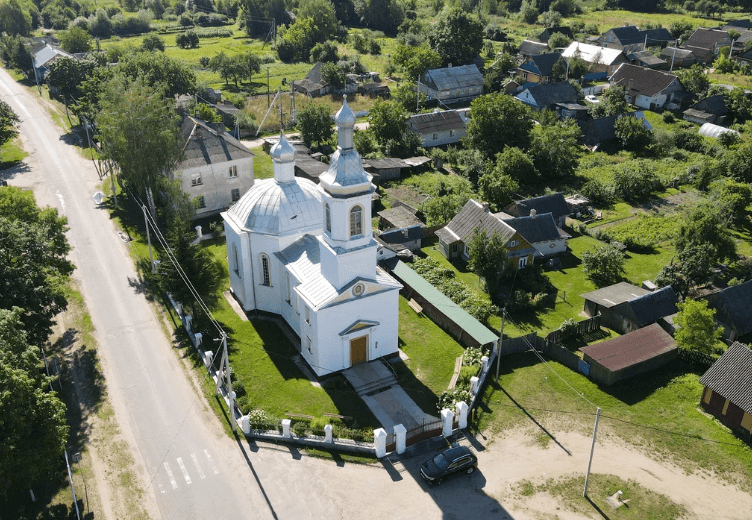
[227,178,322,235]
[278,235,338,308]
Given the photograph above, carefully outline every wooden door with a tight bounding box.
[350,336,367,366]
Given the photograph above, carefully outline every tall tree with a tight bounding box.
[582,245,625,286]
[393,45,443,80]
[0,99,20,147]
[428,8,484,67]
[589,85,628,118]
[0,307,43,384]
[530,119,581,178]
[297,0,338,42]
[465,93,533,158]
[0,188,74,346]
[0,362,68,498]
[96,76,184,200]
[353,0,404,35]
[675,203,736,267]
[116,51,197,98]
[60,26,92,53]
[674,299,723,354]
[467,227,508,295]
[367,100,408,147]
[297,103,333,148]
[46,57,99,109]
[0,0,32,36]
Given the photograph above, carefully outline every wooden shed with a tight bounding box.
[581,283,678,334]
[700,342,752,439]
[579,323,678,386]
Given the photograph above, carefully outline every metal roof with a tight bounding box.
[423,65,483,92]
[625,286,678,327]
[685,28,731,50]
[277,234,337,308]
[505,193,570,220]
[562,42,625,66]
[391,260,498,346]
[319,100,373,196]
[227,177,322,236]
[409,110,466,133]
[518,82,579,107]
[179,116,255,169]
[579,323,677,372]
[379,225,424,244]
[706,280,752,336]
[378,206,423,229]
[502,213,567,244]
[33,44,72,69]
[438,199,516,245]
[700,342,752,415]
[610,64,680,98]
[519,40,549,56]
[581,282,650,308]
[364,158,407,170]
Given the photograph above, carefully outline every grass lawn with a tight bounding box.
[396,296,465,414]
[0,136,27,170]
[251,147,274,179]
[479,352,752,492]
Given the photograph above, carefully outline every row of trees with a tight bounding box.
[0,184,72,498]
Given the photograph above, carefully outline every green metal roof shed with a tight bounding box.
[392,260,498,348]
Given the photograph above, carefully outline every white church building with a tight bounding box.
[222,100,402,377]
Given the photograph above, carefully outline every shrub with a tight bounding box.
[199,56,210,67]
[559,318,579,341]
[457,365,479,389]
[180,12,193,26]
[193,27,233,38]
[141,34,165,51]
[663,112,675,123]
[231,379,246,398]
[291,420,309,436]
[463,346,484,366]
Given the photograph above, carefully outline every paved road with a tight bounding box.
[0,69,509,520]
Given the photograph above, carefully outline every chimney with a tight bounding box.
[482,202,490,212]
[530,209,537,218]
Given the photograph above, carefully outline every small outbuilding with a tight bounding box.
[581,283,678,334]
[579,323,678,386]
[703,279,752,341]
[700,341,752,438]
[505,192,571,227]
[699,123,740,140]
[378,206,424,231]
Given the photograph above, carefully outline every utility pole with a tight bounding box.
[583,407,601,497]
[496,308,505,381]
[214,333,235,432]
[64,450,82,520]
[278,88,283,128]
[267,67,271,108]
[416,75,420,112]
[143,204,156,273]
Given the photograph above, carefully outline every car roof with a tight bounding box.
[443,446,474,459]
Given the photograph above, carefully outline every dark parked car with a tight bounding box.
[420,446,477,484]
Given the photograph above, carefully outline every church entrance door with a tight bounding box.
[350,335,368,366]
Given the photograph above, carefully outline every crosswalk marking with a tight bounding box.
[191,453,206,480]
[177,457,192,485]
[163,462,178,489]
[204,449,219,474]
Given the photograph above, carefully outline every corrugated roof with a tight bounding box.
[610,64,680,98]
[661,47,694,59]
[581,282,650,308]
[579,323,677,372]
[33,45,72,68]
[700,342,752,415]
[409,110,466,133]
[423,64,483,91]
[392,260,498,346]
[519,40,549,56]
[502,212,566,244]
[378,206,423,229]
[379,225,424,244]
[364,158,407,170]
[689,94,727,116]
[296,61,326,92]
[384,186,430,209]
[562,42,625,65]
[278,235,336,308]
[604,25,643,46]
[519,82,578,107]
[707,280,752,336]
[726,19,752,29]
[685,28,731,50]
[626,286,678,326]
[505,193,570,220]
[628,51,667,67]
[440,199,516,245]
[180,116,255,169]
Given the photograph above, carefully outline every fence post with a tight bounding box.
[394,424,406,454]
[469,376,480,395]
[281,419,292,438]
[205,350,213,367]
[480,355,489,373]
[324,424,333,443]
[374,428,387,458]
[240,415,250,435]
[455,401,468,429]
[441,409,454,436]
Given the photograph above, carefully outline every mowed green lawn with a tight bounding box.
[480,352,752,492]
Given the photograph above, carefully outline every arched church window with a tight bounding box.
[349,205,363,237]
[231,243,239,275]
[260,254,271,286]
[325,203,331,233]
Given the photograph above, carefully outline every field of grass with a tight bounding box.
[0,136,27,169]
[479,352,752,491]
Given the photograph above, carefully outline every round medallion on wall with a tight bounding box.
[352,283,365,297]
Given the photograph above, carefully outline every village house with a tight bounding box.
[377,225,424,253]
[609,64,686,110]
[515,82,580,111]
[683,95,728,125]
[659,47,696,69]
[174,116,255,218]
[32,43,73,82]
[518,40,549,59]
[500,212,570,258]
[627,50,668,70]
[517,52,566,84]
[222,100,402,376]
[561,42,628,75]
[682,28,731,62]
[581,283,678,334]
[700,342,752,439]
[407,110,467,147]
[703,280,752,342]
[596,25,674,53]
[418,64,484,105]
[435,199,536,269]
[504,192,570,227]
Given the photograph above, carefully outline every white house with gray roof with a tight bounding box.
[222,100,402,376]
[408,110,467,147]
[418,64,484,105]
[174,116,255,218]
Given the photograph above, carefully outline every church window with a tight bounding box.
[229,165,238,178]
[260,254,271,286]
[196,196,206,209]
[231,188,240,202]
[325,203,331,233]
[305,306,310,324]
[231,243,239,275]
[349,205,363,237]
[306,336,312,353]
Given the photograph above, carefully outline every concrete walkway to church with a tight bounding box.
[343,360,437,432]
